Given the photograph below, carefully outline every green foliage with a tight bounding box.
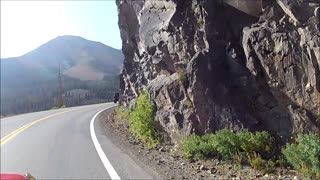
[181,129,273,161]
[129,90,159,148]
[116,106,130,120]
[178,69,187,85]
[247,152,275,173]
[276,155,289,167]
[238,130,272,154]
[232,151,245,167]
[247,152,264,171]
[264,160,276,174]
[181,129,320,177]
[181,134,215,160]
[212,129,272,160]
[282,133,320,178]
[51,105,66,110]
[211,129,241,159]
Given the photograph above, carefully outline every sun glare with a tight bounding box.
[1,1,72,58]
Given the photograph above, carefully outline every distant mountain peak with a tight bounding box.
[1,35,123,81]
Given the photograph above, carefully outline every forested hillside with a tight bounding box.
[1,35,123,116]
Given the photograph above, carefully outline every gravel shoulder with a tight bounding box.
[100,108,302,180]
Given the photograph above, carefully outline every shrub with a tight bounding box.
[276,155,289,167]
[282,133,320,178]
[116,106,130,120]
[247,152,264,171]
[178,69,187,85]
[181,134,203,159]
[232,151,245,167]
[181,134,215,159]
[212,129,272,160]
[129,90,159,148]
[211,129,241,160]
[264,160,276,174]
[238,130,272,155]
[181,129,273,161]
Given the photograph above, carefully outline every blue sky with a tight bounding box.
[1,0,121,58]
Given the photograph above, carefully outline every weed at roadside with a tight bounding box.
[129,90,159,148]
[116,106,130,120]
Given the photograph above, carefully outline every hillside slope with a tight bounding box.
[1,35,123,116]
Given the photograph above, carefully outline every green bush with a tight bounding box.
[178,69,187,85]
[116,106,130,120]
[129,90,159,148]
[181,129,273,160]
[238,130,272,154]
[211,129,272,160]
[181,134,202,159]
[181,134,215,159]
[282,133,320,178]
[181,129,320,177]
[211,129,241,159]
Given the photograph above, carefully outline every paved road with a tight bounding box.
[1,103,155,179]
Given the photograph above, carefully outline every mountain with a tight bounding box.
[1,35,123,82]
[1,35,123,116]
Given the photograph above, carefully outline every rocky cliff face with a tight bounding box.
[116,0,320,142]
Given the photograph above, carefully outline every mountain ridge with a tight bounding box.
[1,35,123,81]
[1,35,123,115]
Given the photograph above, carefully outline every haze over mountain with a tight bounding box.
[1,35,123,116]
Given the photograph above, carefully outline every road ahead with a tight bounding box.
[1,103,155,179]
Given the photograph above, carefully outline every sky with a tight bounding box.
[1,0,121,58]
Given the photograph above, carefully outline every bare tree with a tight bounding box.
[57,63,65,107]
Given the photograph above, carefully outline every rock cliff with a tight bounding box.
[116,0,320,142]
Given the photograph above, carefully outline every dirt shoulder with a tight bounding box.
[100,108,302,180]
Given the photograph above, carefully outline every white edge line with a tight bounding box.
[90,105,121,180]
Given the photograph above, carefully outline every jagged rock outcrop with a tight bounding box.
[116,0,320,143]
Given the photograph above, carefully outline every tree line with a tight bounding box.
[1,75,120,116]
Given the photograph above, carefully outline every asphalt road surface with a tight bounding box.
[1,103,155,179]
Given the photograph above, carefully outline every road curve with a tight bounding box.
[0,103,155,179]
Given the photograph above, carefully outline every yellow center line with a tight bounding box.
[0,107,86,146]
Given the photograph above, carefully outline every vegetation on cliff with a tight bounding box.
[116,100,320,178]
[128,91,160,147]
[116,0,320,178]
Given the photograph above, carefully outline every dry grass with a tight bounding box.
[64,63,106,80]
